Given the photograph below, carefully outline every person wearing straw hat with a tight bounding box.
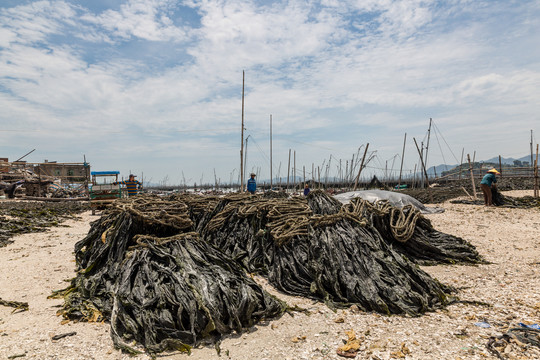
[247,173,257,194]
[480,168,500,206]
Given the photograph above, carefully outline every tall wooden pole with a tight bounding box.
[270,114,273,189]
[398,133,406,189]
[534,144,539,198]
[425,118,432,177]
[244,136,249,187]
[240,71,245,192]
[467,153,477,200]
[353,143,369,191]
[459,148,464,180]
[414,138,433,203]
[293,150,296,191]
[287,149,291,192]
[498,155,502,176]
[531,130,534,169]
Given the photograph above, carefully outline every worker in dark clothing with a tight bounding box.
[0,180,24,199]
[480,168,499,206]
[304,183,310,196]
[113,174,142,197]
[247,173,256,194]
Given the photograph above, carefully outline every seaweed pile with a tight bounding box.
[450,190,540,209]
[55,196,285,355]
[343,198,483,265]
[57,191,483,354]
[0,201,88,247]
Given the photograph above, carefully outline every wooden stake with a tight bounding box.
[459,148,464,180]
[270,114,273,189]
[398,133,406,189]
[467,153,477,200]
[534,144,539,197]
[353,143,369,191]
[287,149,291,192]
[240,71,245,192]
[413,138,433,203]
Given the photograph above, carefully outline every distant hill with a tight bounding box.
[484,155,532,165]
[426,154,533,177]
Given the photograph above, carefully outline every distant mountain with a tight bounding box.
[484,155,532,165]
[425,154,532,176]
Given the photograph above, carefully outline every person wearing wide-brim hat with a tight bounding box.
[480,168,500,206]
[247,173,257,194]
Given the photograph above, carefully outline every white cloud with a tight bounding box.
[0,0,539,181]
[80,0,189,42]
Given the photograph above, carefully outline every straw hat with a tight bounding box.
[487,168,500,174]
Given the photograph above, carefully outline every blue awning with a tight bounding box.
[91,171,120,175]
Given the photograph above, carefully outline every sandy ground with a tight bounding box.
[1,190,539,360]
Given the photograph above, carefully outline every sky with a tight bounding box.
[1,0,539,186]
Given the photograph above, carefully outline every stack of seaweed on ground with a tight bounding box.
[201,190,452,314]
[450,189,540,208]
[54,196,285,355]
[56,191,486,355]
[341,198,484,265]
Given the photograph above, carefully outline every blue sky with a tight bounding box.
[1,0,539,186]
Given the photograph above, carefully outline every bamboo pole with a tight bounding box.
[353,143,369,191]
[413,138,433,203]
[293,150,296,191]
[398,133,406,189]
[534,144,539,198]
[498,155,502,177]
[467,153,477,200]
[240,71,245,192]
[270,115,273,189]
[287,149,291,192]
[459,148,464,180]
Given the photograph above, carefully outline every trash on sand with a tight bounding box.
[474,321,491,328]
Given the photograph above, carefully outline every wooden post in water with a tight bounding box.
[498,155,502,176]
[467,153,477,200]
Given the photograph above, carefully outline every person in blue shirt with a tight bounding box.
[247,173,257,194]
[113,174,142,197]
[303,183,310,196]
[480,168,499,206]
